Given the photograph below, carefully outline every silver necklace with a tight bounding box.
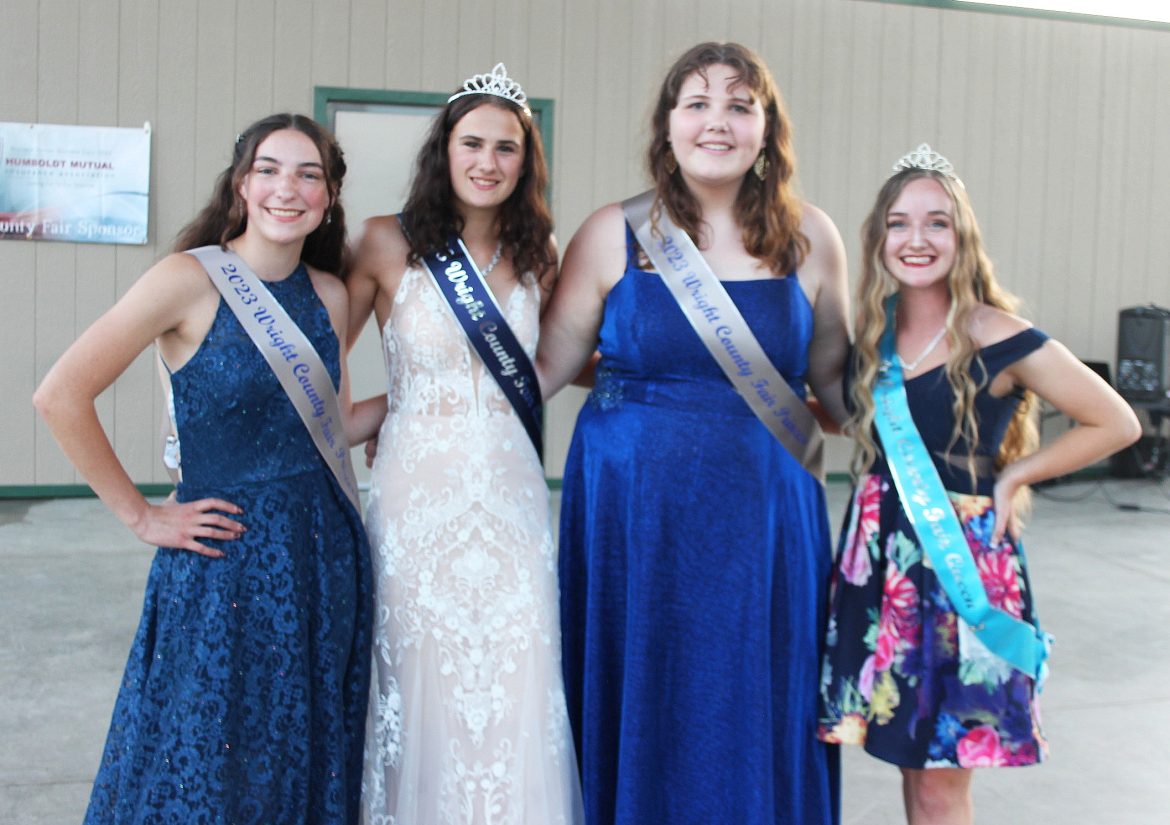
[478,241,503,277]
[898,324,948,371]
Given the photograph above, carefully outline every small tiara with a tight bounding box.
[448,63,530,115]
[892,143,957,179]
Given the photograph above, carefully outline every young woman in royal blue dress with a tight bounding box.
[34,114,385,824]
[817,146,1140,825]
[538,42,850,825]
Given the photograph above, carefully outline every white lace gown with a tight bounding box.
[361,265,583,825]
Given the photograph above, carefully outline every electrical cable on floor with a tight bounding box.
[1033,479,1103,503]
[1156,475,1170,504]
[1032,440,1170,514]
[1029,410,1170,512]
[1099,480,1170,516]
[1037,480,1170,515]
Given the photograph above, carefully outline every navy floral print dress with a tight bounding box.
[818,329,1049,769]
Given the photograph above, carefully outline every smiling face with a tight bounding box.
[238,129,330,246]
[882,176,957,292]
[667,64,766,189]
[447,102,526,216]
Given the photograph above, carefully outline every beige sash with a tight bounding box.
[622,191,825,482]
[187,245,361,511]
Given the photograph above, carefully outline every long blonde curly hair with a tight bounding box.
[849,168,1038,508]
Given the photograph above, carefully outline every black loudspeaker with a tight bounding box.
[1116,305,1170,403]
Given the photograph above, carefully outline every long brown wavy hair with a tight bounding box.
[173,113,349,275]
[850,168,1039,509]
[646,41,807,276]
[401,93,555,285]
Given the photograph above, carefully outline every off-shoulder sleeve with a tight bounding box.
[978,327,1049,384]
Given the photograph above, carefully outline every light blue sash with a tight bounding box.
[873,295,1049,682]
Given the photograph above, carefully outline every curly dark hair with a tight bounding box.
[173,113,349,275]
[401,94,554,284]
[647,42,807,276]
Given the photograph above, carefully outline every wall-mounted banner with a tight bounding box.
[0,121,151,245]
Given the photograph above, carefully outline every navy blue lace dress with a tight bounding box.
[84,263,372,824]
[559,228,840,825]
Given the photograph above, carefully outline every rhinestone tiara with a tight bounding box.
[448,63,530,115]
[892,143,957,179]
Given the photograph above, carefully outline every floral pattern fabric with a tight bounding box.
[818,473,1047,769]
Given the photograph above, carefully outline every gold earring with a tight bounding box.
[753,152,768,181]
[665,148,678,175]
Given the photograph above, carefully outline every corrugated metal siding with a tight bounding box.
[3,0,1167,485]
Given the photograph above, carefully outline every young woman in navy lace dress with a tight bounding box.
[35,114,385,824]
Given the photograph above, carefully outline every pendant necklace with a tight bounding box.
[477,241,503,277]
[898,324,948,371]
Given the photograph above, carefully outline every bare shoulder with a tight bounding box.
[103,252,220,365]
[131,252,220,329]
[357,213,409,251]
[572,201,628,245]
[969,304,1033,348]
[560,201,630,296]
[799,202,843,247]
[565,202,629,261]
[794,201,847,301]
[351,214,409,281]
[150,251,219,296]
[305,264,347,308]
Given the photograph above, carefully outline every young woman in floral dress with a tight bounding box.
[817,146,1140,825]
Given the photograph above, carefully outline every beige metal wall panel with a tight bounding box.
[76,0,124,488]
[4,0,1169,488]
[274,1,316,112]
[1,241,37,485]
[1,0,36,485]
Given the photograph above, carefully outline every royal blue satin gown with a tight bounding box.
[84,263,372,824]
[559,229,840,825]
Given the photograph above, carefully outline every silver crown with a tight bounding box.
[892,143,957,179]
[448,63,530,115]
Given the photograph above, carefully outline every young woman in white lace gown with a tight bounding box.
[346,65,583,825]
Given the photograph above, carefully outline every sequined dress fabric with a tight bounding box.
[361,266,582,825]
[84,263,373,824]
[558,228,840,825]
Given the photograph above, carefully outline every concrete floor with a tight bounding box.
[2,478,1169,824]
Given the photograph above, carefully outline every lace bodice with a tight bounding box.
[361,263,581,824]
[382,265,539,420]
